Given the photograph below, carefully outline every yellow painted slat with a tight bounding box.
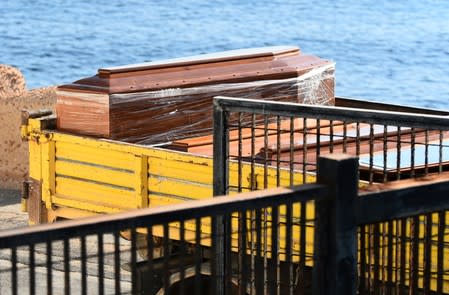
[52,196,122,214]
[148,157,212,184]
[55,176,136,210]
[52,132,151,155]
[55,160,135,189]
[52,131,214,163]
[255,167,316,189]
[148,176,212,199]
[146,147,213,165]
[148,157,253,189]
[56,141,135,171]
[148,194,191,207]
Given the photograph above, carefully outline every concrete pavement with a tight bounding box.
[0,190,134,294]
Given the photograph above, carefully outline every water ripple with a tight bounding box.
[0,0,448,110]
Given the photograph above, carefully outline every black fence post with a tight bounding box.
[212,98,230,295]
[313,154,358,295]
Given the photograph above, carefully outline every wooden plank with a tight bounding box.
[56,141,135,171]
[55,176,136,210]
[148,176,212,199]
[55,159,134,189]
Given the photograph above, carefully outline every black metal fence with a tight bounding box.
[212,97,449,295]
[0,175,329,295]
[212,96,449,188]
[1,155,449,294]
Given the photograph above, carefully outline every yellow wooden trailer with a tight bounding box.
[21,111,315,223]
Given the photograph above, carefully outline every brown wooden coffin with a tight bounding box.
[56,46,335,144]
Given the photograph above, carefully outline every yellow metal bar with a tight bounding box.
[41,139,55,210]
[134,155,148,208]
[28,140,42,180]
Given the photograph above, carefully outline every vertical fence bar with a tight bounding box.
[423,214,432,295]
[98,233,104,295]
[290,117,294,186]
[46,240,52,295]
[424,130,429,176]
[11,247,17,295]
[329,120,334,153]
[359,226,366,294]
[195,218,202,295]
[367,225,372,293]
[179,221,186,295]
[255,208,264,294]
[436,211,445,294]
[224,213,233,295]
[238,113,243,192]
[410,216,419,294]
[439,131,443,174]
[394,220,400,295]
[410,128,416,178]
[146,225,154,294]
[213,98,229,196]
[269,205,279,295]
[80,235,87,295]
[130,227,137,295]
[276,116,281,187]
[113,231,121,295]
[63,238,70,295]
[264,116,269,189]
[314,155,358,295]
[386,221,394,295]
[399,218,407,294]
[299,201,307,295]
[251,114,256,190]
[356,122,360,157]
[316,119,321,170]
[162,225,170,293]
[239,210,248,295]
[29,244,35,295]
[213,99,230,295]
[373,224,380,294]
[285,201,294,295]
[396,127,402,181]
[303,118,308,183]
[369,123,374,184]
[383,125,388,182]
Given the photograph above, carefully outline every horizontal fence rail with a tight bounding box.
[0,180,328,295]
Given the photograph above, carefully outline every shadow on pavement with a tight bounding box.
[0,189,21,206]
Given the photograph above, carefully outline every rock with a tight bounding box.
[0,65,57,190]
[0,65,27,99]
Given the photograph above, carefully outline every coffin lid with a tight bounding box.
[58,45,332,94]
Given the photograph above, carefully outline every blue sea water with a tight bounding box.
[1,0,448,109]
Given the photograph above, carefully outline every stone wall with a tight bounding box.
[0,65,56,190]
